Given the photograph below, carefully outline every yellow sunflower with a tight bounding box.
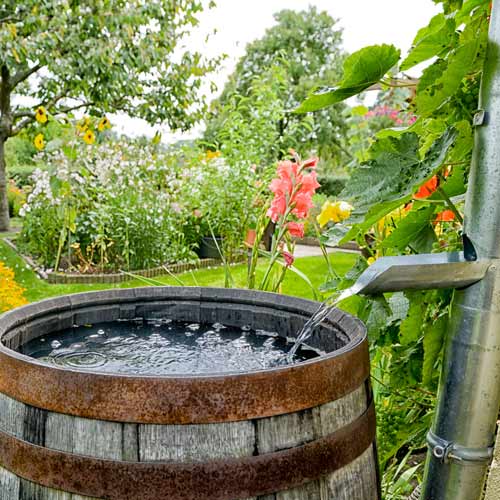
[35,106,48,124]
[83,129,95,145]
[97,116,111,132]
[76,116,91,134]
[34,133,45,150]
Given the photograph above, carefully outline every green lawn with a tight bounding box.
[0,235,357,304]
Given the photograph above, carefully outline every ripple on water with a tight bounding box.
[21,320,322,376]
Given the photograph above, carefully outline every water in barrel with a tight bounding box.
[21,319,320,375]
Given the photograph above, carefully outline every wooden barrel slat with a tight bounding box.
[0,288,379,500]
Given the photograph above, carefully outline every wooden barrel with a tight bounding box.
[0,287,379,500]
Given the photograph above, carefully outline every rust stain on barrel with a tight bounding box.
[0,339,369,424]
[0,400,375,500]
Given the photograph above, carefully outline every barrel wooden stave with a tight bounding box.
[0,384,377,500]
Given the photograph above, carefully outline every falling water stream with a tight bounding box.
[287,285,359,361]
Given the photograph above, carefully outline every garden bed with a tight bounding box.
[3,238,231,285]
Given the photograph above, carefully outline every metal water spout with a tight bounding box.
[349,251,491,296]
[346,3,500,497]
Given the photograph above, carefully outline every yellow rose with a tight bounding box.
[317,200,353,227]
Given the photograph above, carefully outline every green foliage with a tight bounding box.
[0,0,222,230]
[204,7,348,167]
[316,174,348,197]
[415,15,487,117]
[400,14,457,71]
[17,138,203,272]
[342,129,456,214]
[296,45,400,112]
[380,206,437,253]
[0,1,221,129]
[300,0,491,478]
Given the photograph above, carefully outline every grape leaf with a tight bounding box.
[415,18,484,116]
[381,206,436,251]
[401,14,457,71]
[400,292,425,345]
[320,224,350,247]
[342,128,457,213]
[295,44,400,112]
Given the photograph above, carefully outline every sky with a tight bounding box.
[111,0,441,142]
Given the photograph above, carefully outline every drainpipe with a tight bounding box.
[420,2,500,498]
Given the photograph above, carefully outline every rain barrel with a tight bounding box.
[0,287,379,499]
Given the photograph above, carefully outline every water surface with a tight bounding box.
[21,319,320,375]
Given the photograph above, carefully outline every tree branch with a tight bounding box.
[10,92,78,136]
[11,63,42,88]
[54,101,94,115]
[0,16,21,25]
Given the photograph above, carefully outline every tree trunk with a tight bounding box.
[0,136,9,232]
[0,65,12,232]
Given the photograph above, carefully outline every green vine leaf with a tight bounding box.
[401,14,457,71]
[342,127,457,213]
[415,16,486,116]
[295,44,400,112]
[320,224,350,247]
[381,205,437,251]
[400,292,425,345]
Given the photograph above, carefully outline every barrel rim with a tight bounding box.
[0,287,369,424]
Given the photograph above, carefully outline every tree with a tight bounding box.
[0,0,221,231]
[204,7,348,167]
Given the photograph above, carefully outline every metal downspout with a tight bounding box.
[421,2,500,498]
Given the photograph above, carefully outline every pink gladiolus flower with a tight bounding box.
[287,222,305,238]
[266,156,320,222]
[282,251,295,267]
[302,157,318,169]
[300,172,321,194]
[291,192,314,219]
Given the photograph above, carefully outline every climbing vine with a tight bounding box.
[298,0,490,474]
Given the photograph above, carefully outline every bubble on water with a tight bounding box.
[97,329,106,335]
[255,329,278,337]
[22,320,319,375]
[50,340,62,349]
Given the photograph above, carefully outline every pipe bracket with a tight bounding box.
[427,430,494,465]
[473,109,488,126]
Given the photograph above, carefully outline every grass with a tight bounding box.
[0,233,357,304]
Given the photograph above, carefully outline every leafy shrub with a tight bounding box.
[7,181,26,217]
[18,142,202,272]
[7,164,39,187]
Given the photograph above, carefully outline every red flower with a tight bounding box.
[435,210,456,223]
[415,176,439,199]
[287,222,305,238]
[282,251,295,267]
